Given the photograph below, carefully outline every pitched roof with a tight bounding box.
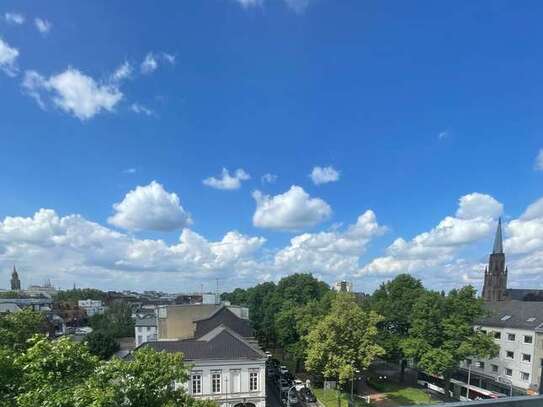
[139,325,265,361]
[478,300,543,330]
[194,305,253,338]
[135,315,157,327]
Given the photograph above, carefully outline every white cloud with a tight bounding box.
[203,168,251,190]
[455,193,503,220]
[234,0,264,8]
[141,53,158,74]
[5,12,24,25]
[252,185,332,231]
[261,173,278,184]
[283,0,310,13]
[504,197,543,254]
[0,208,266,290]
[108,181,191,231]
[140,52,175,74]
[34,18,52,34]
[535,149,543,172]
[122,168,137,174]
[111,62,132,82]
[22,68,122,120]
[130,103,154,116]
[360,193,503,276]
[0,37,19,76]
[310,166,340,185]
[274,210,386,276]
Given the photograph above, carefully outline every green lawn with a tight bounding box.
[384,387,437,405]
[313,388,369,407]
[367,379,437,405]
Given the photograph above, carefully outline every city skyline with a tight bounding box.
[1,1,542,292]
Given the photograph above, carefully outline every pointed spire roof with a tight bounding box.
[11,265,18,277]
[492,218,503,254]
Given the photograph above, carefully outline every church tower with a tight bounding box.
[10,265,21,291]
[482,218,508,302]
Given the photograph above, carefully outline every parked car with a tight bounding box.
[278,378,290,393]
[280,366,289,375]
[299,388,316,403]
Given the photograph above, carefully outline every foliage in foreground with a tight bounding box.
[0,331,215,407]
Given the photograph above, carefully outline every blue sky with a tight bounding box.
[0,0,542,294]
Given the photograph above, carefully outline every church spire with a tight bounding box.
[492,217,503,254]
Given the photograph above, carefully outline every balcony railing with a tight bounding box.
[411,395,543,407]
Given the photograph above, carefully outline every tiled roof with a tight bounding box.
[139,325,265,361]
[478,300,543,330]
[194,306,253,338]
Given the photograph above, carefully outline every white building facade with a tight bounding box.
[187,359,266,407]
[135,316,158,347]
[78,299,105,317]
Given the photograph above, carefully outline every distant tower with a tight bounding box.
[482,218,508,302]
[10,266,21,291]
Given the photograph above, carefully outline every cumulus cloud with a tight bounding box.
[504,197,543,254]
[22,68,122,120]
[252,185,332,231]
[34,18,52,34]
[108,181,191,231]
[5,12,24,25]
[360,193,503,276]
[535,149,543,172]
[0,37,19,76]
[0,208,266,290]
[203,168,251,190]
[310,166,340,185]
[274,210,386,276]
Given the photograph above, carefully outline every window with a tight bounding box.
[507,333,516,341]
[494,331,501,339]
[191,374,202,394]
[481,329,487,334]
[522,353,531,363]
[212,372,221,393]
[477,361,485,369]
[521,372,530,381]
[524,335,533,344]
[505,368,513,377]
[506,351,514,359]
[491,364,499,373]
[249,371,258,391]
[147,326,152,332]
[137,335,143,344]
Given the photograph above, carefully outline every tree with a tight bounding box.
[305,293,385,383]
[85,330,120,359]
[401,286,499,397]
[89,301,134,338]
[2,334,216,407]
[370,274,425,361]
[54,288,107,303]
[16,336,99,407]
[76,346,215,407]
[0,309,48,351]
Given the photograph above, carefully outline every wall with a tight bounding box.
[158,304,219,340]
[185,359,266,407]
